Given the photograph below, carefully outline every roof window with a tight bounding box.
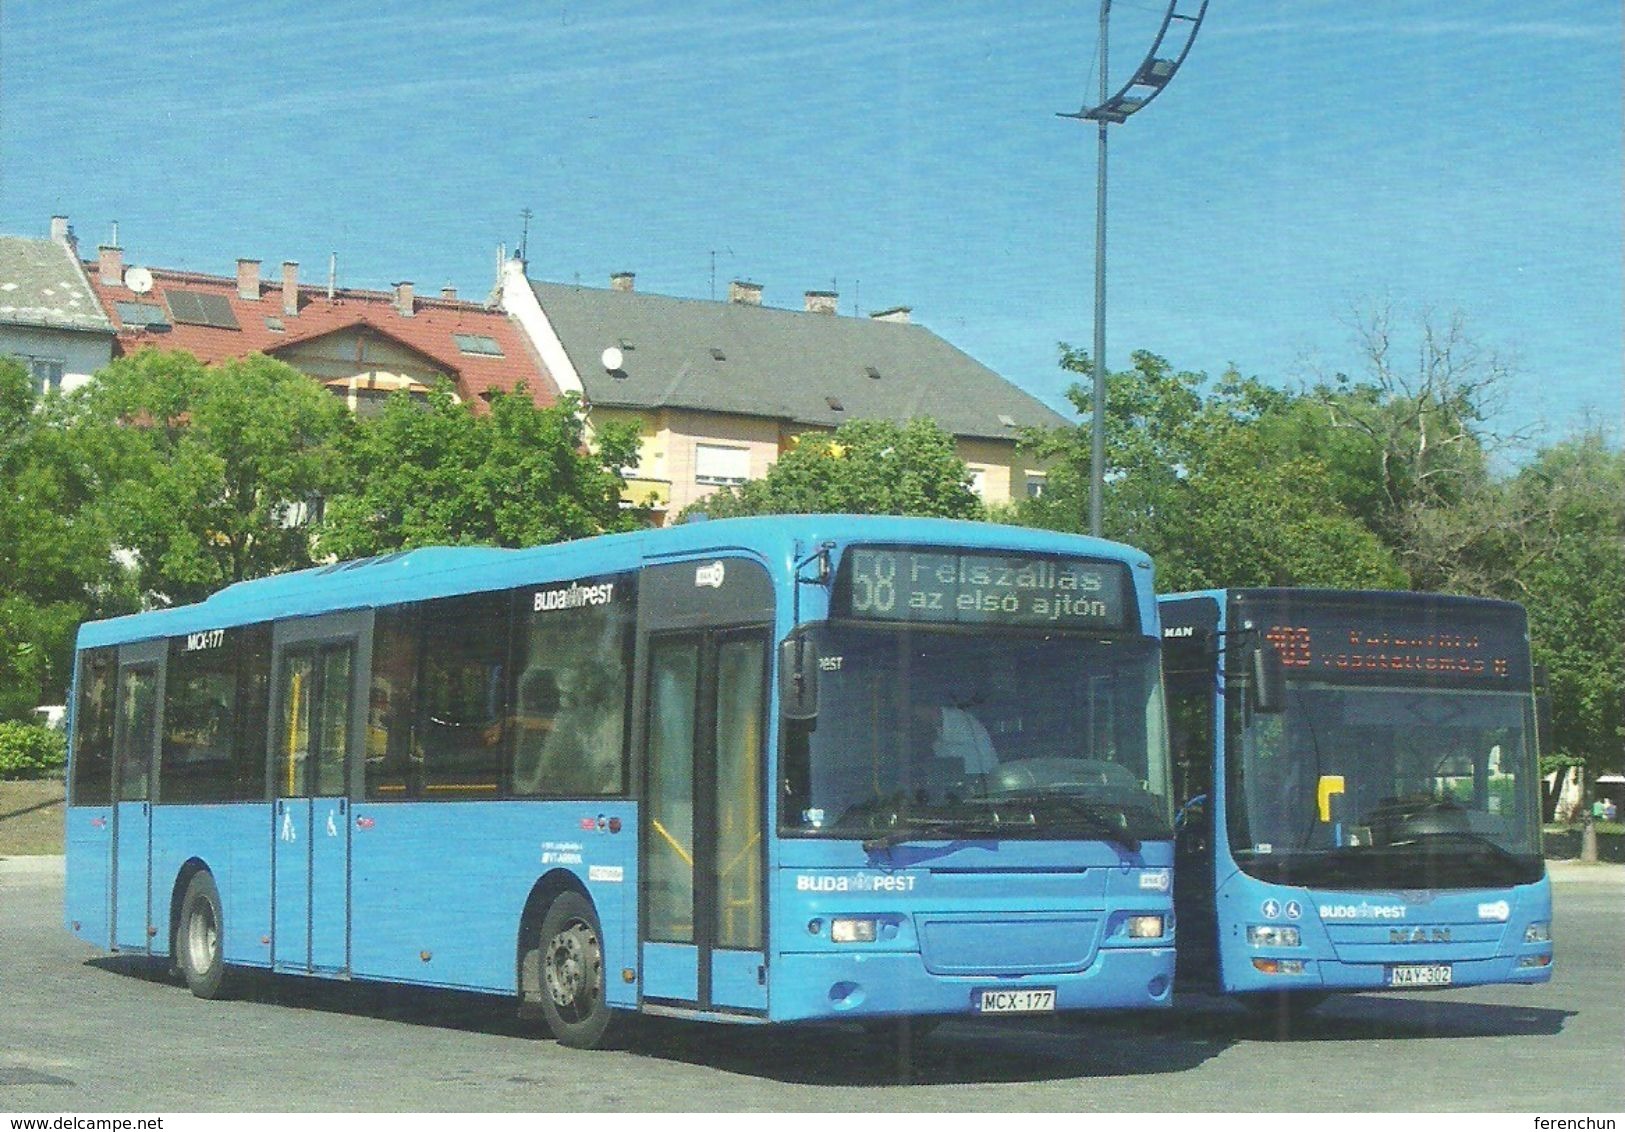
[166,289,240,330]
[453,333,505,357]
[115,301,169,329]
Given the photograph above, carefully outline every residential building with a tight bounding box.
[499,262,1068,521]
[80,244,558,414]
[0,218,115,395]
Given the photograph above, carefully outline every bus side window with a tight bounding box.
[367,604,421,799]
[417,593,509,797]
[70,649,117,806]
[510,574,634,798]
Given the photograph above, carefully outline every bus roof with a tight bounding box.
[78,515,1152,649]
[1160,588,1525,616]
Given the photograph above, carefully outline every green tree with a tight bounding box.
[0,359,135,715]
[1301,306,1511,588]
[319,387,642,556]
[1021,348,1403,591]
[686,418,983,520]
[1494,434,1625,776]
[68,350,351,605]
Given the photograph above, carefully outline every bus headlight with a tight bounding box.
[1523,921,1551,944]
[1126,915,1165,939]
[831,918,877,943]
[1247,925,1302,947]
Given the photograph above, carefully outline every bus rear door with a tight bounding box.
[111,640,164,954]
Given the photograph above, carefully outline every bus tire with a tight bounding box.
[536,891,620,1049]
[176,871,232,1000]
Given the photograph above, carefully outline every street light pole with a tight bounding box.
[1090,2,1110,539]
[1060,0,1209,540]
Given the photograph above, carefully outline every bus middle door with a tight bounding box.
[271,611,370,976]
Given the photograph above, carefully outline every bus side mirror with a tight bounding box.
[1533,663,1553,757]
[778,635,819,721]
[1250,642,1286,714]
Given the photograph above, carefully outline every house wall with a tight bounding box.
[0,325,113,393]
[277,330,453,388]
[956,436,1049,509]
[591,404,1045,524]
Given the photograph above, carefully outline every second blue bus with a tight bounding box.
[1161,588,1553,1017]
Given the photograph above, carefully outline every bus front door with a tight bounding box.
[111,641,164,954]
[642,629,768,1015]
[271,613,368,976]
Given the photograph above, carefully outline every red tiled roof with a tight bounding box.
[83,263,560,412]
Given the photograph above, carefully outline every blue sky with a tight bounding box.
[2,1,1618,453]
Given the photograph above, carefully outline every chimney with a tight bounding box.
[728,280,763,306]
[395,281,415,317]
[98,245,124,286]
[50,216,76,253]
[870,306,911,325]
[610,272,635,293]
[804,290,838,315]
[236,258,261,301]
[440,284,458,301]
[281,261,299,317]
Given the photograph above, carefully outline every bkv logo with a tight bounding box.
[1390,927,1451,944]
[695,561,726,589]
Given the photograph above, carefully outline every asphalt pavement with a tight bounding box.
[1,855,1620,1112]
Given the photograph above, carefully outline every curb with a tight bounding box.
[0,854,65,876]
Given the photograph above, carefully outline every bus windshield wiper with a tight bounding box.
[1396,829,1523,865]
[861,815,1018,852]
[968,792,1141,853]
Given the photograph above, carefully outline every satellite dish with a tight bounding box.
[600,346,624,372]
[124,266,153,294]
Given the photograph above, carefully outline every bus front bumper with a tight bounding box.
[767,944,1176,1023]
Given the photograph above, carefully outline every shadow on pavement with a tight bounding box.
[1100,991,1576,1044]
[83,955,1221,1084]
[84,957,1573,1086]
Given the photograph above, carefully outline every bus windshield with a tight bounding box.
[782,624,1173,845]
[1227,683,1543,887]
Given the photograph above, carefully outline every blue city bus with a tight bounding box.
[1161,589,1553,1017]
[64,516,1176,1046]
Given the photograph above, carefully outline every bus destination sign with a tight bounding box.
[833,547,1133,630]
[1237,595,1531,688]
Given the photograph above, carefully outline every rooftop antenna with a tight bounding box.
[518,208,533,266]
[110,220,119,246]
[328,251,337,300]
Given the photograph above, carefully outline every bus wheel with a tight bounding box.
[537,892,620,1049]
[177,871,232,1000]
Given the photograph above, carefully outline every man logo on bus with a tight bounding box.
[695,561,726,589]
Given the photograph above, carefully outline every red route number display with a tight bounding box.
[1260,621,1515,681]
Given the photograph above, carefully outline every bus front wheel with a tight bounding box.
[537,891,621,1049]
[176,871,232,1000]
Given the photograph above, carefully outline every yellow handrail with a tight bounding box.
[650,818,693,867]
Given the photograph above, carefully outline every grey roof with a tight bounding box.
[531,281,1071,440]
[0,237,115,334]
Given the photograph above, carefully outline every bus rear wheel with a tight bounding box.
[176,871,231,1000]
[537,892,621,1049]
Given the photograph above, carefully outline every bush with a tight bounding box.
[0,721,67,779]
